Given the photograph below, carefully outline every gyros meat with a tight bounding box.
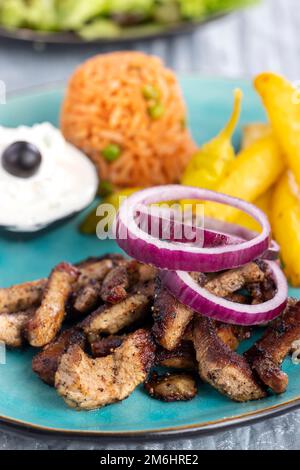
[89,335,123,358]
[245,301,300,394]
[100,260,139,304]
[203,262,265,298]
[82,281,154,337]
[71,255,125,313]
[55,329,155,410]
[75,254,124,287]
[73,280,101,314]
[193,316,266,402]
[0,279,46,314]
[26,263,79,347]
[144,372,197,402]
[215,323,251,351]
[0,309,34,348]
[32,328,85,386]
[156,341,197,370]
[152,281,193,351]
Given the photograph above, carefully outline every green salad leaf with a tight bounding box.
[57,0,107,30]
[0,0,260,36]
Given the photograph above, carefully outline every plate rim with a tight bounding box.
[1,80,299,440]
[0,397,299,438]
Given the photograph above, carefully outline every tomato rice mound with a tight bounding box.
[60,52,196,188]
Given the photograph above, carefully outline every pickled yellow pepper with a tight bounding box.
[204,136,285,222]
[182,88,243,190]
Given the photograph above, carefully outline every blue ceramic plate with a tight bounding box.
[0,78,299,438]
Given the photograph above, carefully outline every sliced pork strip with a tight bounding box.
[32,328,85,386]
[193,316,266,402]
[152,280,193,351]
[245,301,300,394]
[144,372,197,402]
[0,279,46,314]
[26,263,79,347]
[204,262,265,298]
[89,335,123,358]
[156,341,197,370]
[100,260,139,304]
[81,281,154,337]
[55,329,155,410]
[0,309,34,348]
[73,280,101,314]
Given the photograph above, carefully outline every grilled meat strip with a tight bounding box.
[193,316,266,402]
[100,260,139,304]
[73,280,101,314]
[75,254,124,288]
[71,255,125,314]
[215,323,252,351]
[203,262,265,298]
[0,256,120,316]
[55,329,155,410]
[82,281,154,338]
[156,341,197,370]
[152,281,193,351]
[73,258,154,314]
[89,335,123,358]
[0,279,46,314]
[144,372,197,402]
[26,263,79,347]
[0,309,35,348]
[245,301,300,394]
[32,328,85,386]
[137,264,157,283]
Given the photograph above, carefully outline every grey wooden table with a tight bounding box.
[0,0,300,450]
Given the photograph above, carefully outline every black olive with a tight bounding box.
[2,141,42,178]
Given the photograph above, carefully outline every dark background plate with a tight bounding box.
[0,14,226,45]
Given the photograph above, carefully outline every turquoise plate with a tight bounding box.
[0,78,299,438]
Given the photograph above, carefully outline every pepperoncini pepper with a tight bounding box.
[204,135,285,222]
[181,88,243,190]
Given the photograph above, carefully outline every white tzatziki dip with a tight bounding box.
[0,122,98,231]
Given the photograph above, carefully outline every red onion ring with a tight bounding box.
[136,205,279,260]
[160,261,288,326]
[115,185,271,272]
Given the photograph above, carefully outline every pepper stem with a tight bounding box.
[220,88,243,139]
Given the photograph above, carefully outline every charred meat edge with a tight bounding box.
[73,280,101,314]
[32,328,85,386]
[152,280,193,351]
[144,371,197,402]
[100,260,140,304]
[215,323,252,351]
[26,263,79,347]
[69,255,125,313]
[89,335,124,358]
[55,329,156,410]
[156,341,197,370]
[245,301,300,394]
[193,316,266,402]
